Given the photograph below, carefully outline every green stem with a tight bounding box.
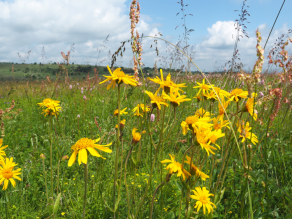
[82,162,88,219]
[49,114,53,199]
[42,159,48,201]
[113,84,121,218]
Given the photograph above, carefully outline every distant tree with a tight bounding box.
[34,62,37,65]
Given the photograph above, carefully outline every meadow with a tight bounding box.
[1,0,292,219]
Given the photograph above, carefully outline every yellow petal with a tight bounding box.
[68,152,77,167]
[79,149,88,165]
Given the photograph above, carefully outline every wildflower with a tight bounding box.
[195,127,219,156]
[218,98,230,118]
[259,92,264,98]
[132,128,142,145]
[83,95,86,100]
[77,115,80,118]
[190,187,216,214]
[195,108,211,118]
[161,154,191,181]
[0,139,8,162]
[229,89,248,102]
[68,138,112,166]
[61,212,65,216]
[212,116,229,130]
[150,114,155,122]
[145,90,168,110]
[99,66,138,90]
[181,115,212,135]
[114,107,128,116]
[40,153,45,160]
[184,156,209,180]
[243,96,257,121]
[162,88,191,108]
[115,119,126,131]
[149,69,186,93]
[193,79,214,96]
[237,121,258,145]
[69,85,72,90]
[62,155,69,160]
[37,98,62,117]
[0,157,21,190]
[132,104,150,117]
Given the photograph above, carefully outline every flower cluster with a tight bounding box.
[37,98,62,117]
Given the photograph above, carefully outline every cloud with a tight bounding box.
[0,0,164,66]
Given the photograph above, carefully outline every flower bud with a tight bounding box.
[62,155,69,160]
[40,153,46,159]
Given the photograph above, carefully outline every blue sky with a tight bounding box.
[0,0,291,72]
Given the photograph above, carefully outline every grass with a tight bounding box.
[0,0,292,218]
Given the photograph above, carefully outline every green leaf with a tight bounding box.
[53,193,62,214]
[164,211,175,219]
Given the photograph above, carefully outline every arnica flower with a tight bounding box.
[193,79,214,96]
[213,87,231,100]
[195,127,219,156]
[212,116,230,130]
[218,98,230,118]
[132,104,150,117]
[184,156,209,181]
[132,128,144,145]
[161,154,191,181]
[149,69,186,94]
[37,98,62,117]
[229,88,248,102]
[243,96,257,121]
[0,157,21,190]
[0,139,8,162]
[99,66,138,90]
[162,88,191,108]
[68,138,112,166]
[181,115,212,135]
[195,108,211,118]
[190,187,216,214]
[145,90,168,110]
[114,107,128,116]
[115,119,126,131]
[237,121,258,145]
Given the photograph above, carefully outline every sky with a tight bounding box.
[0,0,291,72]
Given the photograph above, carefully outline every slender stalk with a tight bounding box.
[49,114,54,199]
[124,144,134,218]
[5,190,9,219]
[42,159,48,201]
[82,163,88,219]
[113,84,121,218]
[160,105,166,217]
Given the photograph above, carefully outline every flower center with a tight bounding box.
[74,138,93,151]
[202,84,209,90]
[2,169,13,179]
[199,195,208,204]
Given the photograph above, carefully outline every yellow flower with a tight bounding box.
[161,154,191,181]
[243,97,257,121]
[184,156,209,181]
[218,98,230,118]
[237,121,258,145]
[132,104,150,117]
[181,115,212,135]
[145,90,169,110]
[68,138,112,166]
[149,69,186,93]
[61,212,65,216]
[195,108,211,118]
[115,119,126,130]
[114,107,128,116]
[0,157,21,190]
[0,139,8,163]
[162,88,191,108]
[229,88,248,102]
[193,79,214,96]
[212,116,230,130]
[195,127,219,156]
[37,99,62,117]
[190,187,216,214]
[99,66,138,90]
[132,128,142,145]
